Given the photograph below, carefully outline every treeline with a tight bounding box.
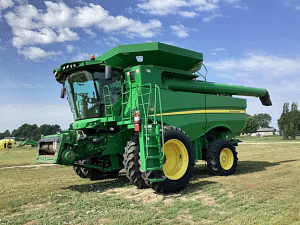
[278,102,300,139]
[0,124,61,141]
[242,102,300,140]
[242,113,272,134]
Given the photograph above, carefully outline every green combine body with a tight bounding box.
[18,138,38,147]
[36,42,272,193]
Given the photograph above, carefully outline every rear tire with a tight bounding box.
[147,126,195,193]
[206,139,238,176]
[123,134,149,189]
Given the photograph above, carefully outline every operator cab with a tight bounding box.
[65,69,121,120]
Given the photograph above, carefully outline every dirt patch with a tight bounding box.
[176,210,195,224]
[181,189,218,206]
[105,188,164,204]
[21,202,51,212]
[97,218,112,224]
[103,187,217,206]
[219,188,234,198]
[68,210,76,216]
[227,191,234,198]
[24,219,39,225]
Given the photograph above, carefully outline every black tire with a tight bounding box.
[146,126,195,193]
[74,166,120,180]
[206,139,238,176]
[73,166,88,178]
[123,134,149,189]
[7,142,12,149]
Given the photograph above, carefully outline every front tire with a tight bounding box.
[206,139,238,176]
[123,135,149,189]
[147,126,195,193]
[73,166,87,178]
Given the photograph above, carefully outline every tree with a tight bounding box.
[278,102,300,139]
[36,124,61,140]
[11,123,61,141]
[253,113,272,128]
[242,114,259,134]
[290,103,300,139]
[11,124,38,141]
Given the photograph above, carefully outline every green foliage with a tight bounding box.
[278,102,300,139]
[242,114,259,134]
[253,113,272,128]
[10,123,61,141]
[0,130,11,139]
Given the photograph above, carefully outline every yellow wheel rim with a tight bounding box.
[162,139,189,180]
[219,148,234,170]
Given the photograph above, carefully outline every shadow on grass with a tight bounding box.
[65,170,218,195]
[193,159,297,178]
[65,159,295,194]
[235,159,297,175]
[64,171,131,193]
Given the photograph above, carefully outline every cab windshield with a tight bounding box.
[66,70,120,120]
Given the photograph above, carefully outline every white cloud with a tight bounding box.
[192,0,219,12]
[137,0,220,16]
[4,2,162,50]
[103,36,119,46]
[203,13,223,22]
[170,24,196,37]
[66,45,75,53]
[83,28,97,38]
[0,104,73,132]
[72,52,90,61]
[12,27,79,48]
[18,47,62,60]
[0,0,14,8]
[137,0,189,16]
[208,53,300,77]
[0,0,14,18]
[178,11,198,17]
[215,48,226,51]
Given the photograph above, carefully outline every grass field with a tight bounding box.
[0,137,299,224]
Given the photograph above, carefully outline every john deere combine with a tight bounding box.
[36,42,271,193]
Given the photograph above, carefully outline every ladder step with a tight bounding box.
[146,133,160,137]
[145,167,163,171]
[147,156,161,160]
[147,145,160,149]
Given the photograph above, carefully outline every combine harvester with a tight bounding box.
[18,138,38,147]
[36,42,271,193]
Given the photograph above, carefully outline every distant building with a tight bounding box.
[256,128,276,136]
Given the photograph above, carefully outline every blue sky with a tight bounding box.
[1,0,300,132]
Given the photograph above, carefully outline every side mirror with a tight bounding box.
[60,86,66,98]
[105,66,113,80]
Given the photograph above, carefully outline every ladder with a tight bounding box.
[137,84,165,182]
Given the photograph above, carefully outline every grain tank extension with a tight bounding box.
[36,42,272,193]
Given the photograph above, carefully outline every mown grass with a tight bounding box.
[0,147,38,168]
[0,138,299,224]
